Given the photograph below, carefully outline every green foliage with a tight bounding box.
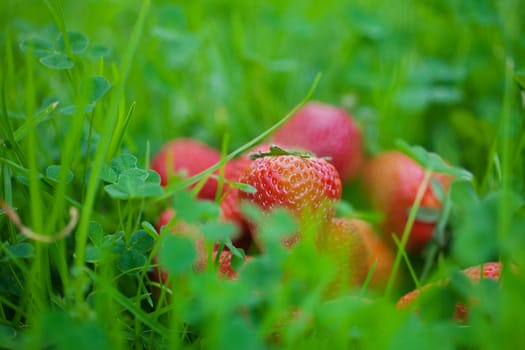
[158,233,196,276]
[451,190,524,266]
[102,154,163,199]
[30,310,111,350]
[2,242,35,260]
[396,139,473,180]
[172,189,220,223]
[45,165,73,183]
[1,0,525,349]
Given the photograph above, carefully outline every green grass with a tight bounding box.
[1,0,525,349]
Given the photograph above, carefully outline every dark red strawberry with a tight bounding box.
[361,150,452,253]
[272,101,364,182]
[150,138,221,200]
[238,146,342,248]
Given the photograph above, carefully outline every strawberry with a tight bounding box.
[150,138,221,200]
[214,249,251,280]
[361,150,452,253]
[271,101,364,182]
[396,262,503,322]
[238,146,342,248]
[152,208,207,285]
[219,157,252,227]
[153,208,250,282]
[219,143,277,241]
[218,156,257,250]
[317,217,369,291]
[349,218,396,291]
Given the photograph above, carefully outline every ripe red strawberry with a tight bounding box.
[361,150,452,253]
[238,146,342,248]
[271,101,364,182]
[396,262,503,322]
[317,217,369,291]
[150,138,221,200]
[219,143,288,249]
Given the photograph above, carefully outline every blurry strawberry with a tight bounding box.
[238,146,342,248]
[152,208,207,285]
[219,189,254,251]
[462,262,502,282]
[150,138,221,200]
[219,157,252,225]
[219,143,289,249]
[214,249,251,280]
[272,101,364,182]
[153,208,250,283]
[361,150,452,253]
[317,217,369,291]
[396,262,503,322]
[350,218,396,291]
[219,156,256,250]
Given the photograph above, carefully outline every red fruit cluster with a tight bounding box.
[149,100,463,299]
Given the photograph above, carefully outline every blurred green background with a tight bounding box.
[2,0,523,181]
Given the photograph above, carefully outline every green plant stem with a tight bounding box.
[1,29,26,165]
[391,235,420,290]
[497,58,516,252]
[419,188,453,283]
[2,164,17,242]
[83,111,96,200]
[213,133,230,203]
[23,42,53,319]
[44,89,89,305]
[72,0,150,306]
[384,169,432,298]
